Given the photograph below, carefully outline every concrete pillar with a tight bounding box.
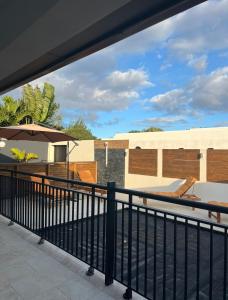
[199,149,207,182]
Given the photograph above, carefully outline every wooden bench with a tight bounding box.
[208,201,228,223]
[142,177,200,209]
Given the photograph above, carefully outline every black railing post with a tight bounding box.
[38,177,45,244]
[105,181,116,286]
[8,170,15,226]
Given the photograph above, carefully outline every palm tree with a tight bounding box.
[0,83,61,127]
[0,96,27,126]
[21,83,61,126]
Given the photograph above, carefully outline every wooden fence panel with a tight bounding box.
[163,149,200,179]
[207,149,228,183]
[129,149,157,176]
[0,161,97,183]
[94,140,129,149]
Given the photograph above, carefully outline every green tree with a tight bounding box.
[0,83,61,127]
[129,127,163,133]
[144,127,163,132]
[64,119,96,140]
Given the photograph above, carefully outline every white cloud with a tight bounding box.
[147,89,188,114]
[110,0,228,68]
[187,55,207,71]
[190,66,228,111]
[106,69,153,90]
[137,116,187,127]
[31,68,153,113]
[146,66,228,115]
[167,0,228,55]
[160,63,172,71]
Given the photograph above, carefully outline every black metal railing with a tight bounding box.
[0,169,228,300]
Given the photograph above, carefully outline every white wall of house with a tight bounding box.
[121,127,228,203]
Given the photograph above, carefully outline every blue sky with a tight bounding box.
[5,0,228,138]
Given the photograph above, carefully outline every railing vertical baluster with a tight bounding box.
[136,207,139,292]
[38,177,45,244]
[153,211,157,300]
[144,208,148,297]
[71,191,75,255]
[47,186,51,241]
[209,224,213,300]
[184,219,188,300]
[66,190,70,252]
[26,180,28,227]
[44,184,47,239]
[105,182,116,286]
[121,203,124,282]
[196,221,200,300]
[63,189,66,250]
[114,200,117,278]
[123,194,133,299]
[55,188,60,245]
[81,193,84,259]
[86,194,89,261]
[29,181,33,230]
[8,170,15,226]
[87,187,95,276]
[76,192,79,256]
[96,196,100,269]
[59,189,63,248]
[224,228,227,300]
[102,197,106,272]
[173,215,177,300]
[163,213,167,300]
[0,175,2,214]
[38,182,41,232]
[23,180,25,225]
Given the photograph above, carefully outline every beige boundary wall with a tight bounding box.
[48,140,95,162]
[118,127,228,203]
[0,140,95,163]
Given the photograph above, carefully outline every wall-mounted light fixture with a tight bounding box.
[197,153,203,159]
[0,138,6,148]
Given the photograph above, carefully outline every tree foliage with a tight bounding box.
[10,148,38,162]
[64,119,96,140]
[129,127,163,133]
[0,96,27,126]
[0,83,61,127]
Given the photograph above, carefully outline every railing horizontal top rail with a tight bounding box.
[1,168,228,214]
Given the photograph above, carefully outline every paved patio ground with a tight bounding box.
[0,215,143,300]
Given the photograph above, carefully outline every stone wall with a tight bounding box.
[95,149,125,187]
